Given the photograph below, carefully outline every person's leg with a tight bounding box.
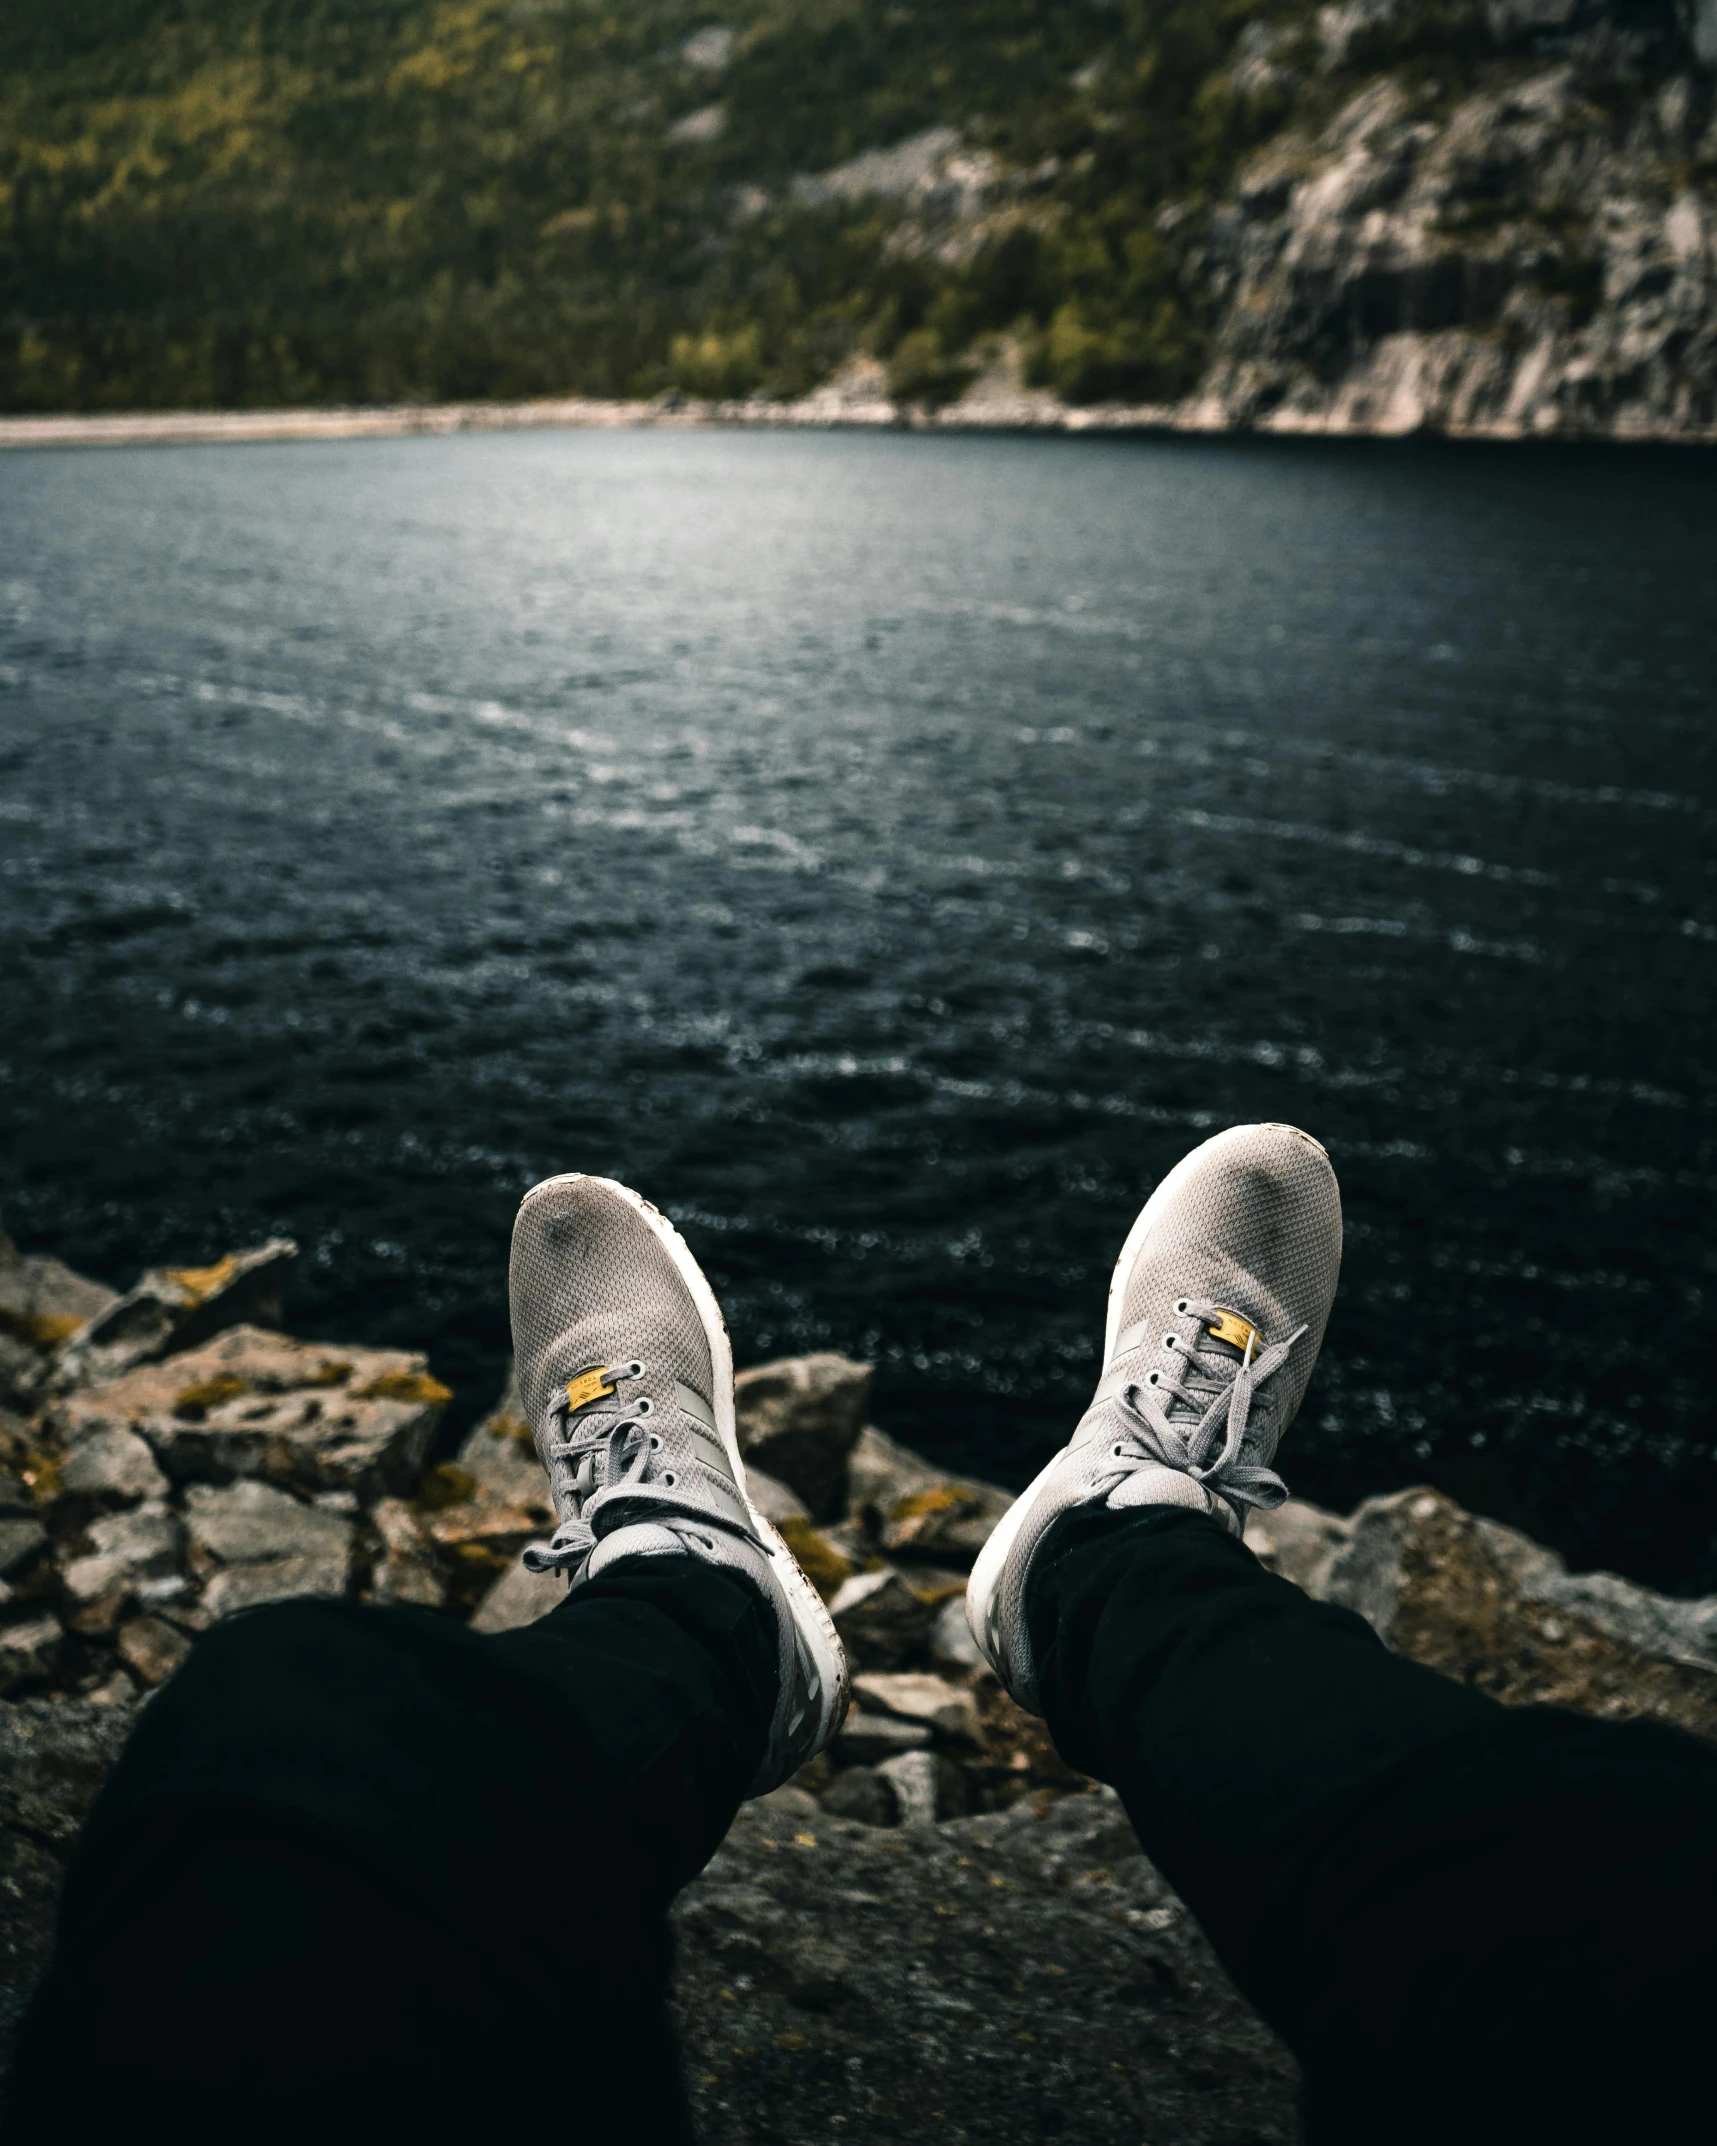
[966,1123,1717,2143]
[10,1171,851,2140]
[1028,1504,1717,2143]
[7,1557,776,2140]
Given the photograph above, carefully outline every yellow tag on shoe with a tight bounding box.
[1206,1310,1260,1355]
[564,1368,617,1413]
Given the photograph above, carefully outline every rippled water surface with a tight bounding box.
[2,430,1713,1585]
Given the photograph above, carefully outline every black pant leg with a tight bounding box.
[1029,1505,1717,2145]
[6,1559,777,2143]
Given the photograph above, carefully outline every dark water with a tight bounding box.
[2,430,1714,1587]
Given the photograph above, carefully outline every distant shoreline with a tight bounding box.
[5,394,1716,452]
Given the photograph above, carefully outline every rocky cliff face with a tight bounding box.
[4,1221,1716,2132]
[1177,1,1717,437]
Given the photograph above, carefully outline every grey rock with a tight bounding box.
[846,1424,1013,1566]
[0,1823,65,2070]
[468,1558,566,1635]
[0,1225,120,1407]
[834,1707,933,1765]
[115,1614,193,1687]
[1246,1498,1353,1601]
[876,1747,941,1826]
[59,1502,182,1631]
[58,1427,169,1507]
[0,1616,64,1694]
[0,1520,47,1584]
[201,1551,350,1621]
[930,1592,985,1673]
[671,1788,1297,2146]
[852,1670,981,1744]
[453,1371,546,1505]
[49,1325,447,1501]
[819,1764,900,1827]
[735,1354,871,1519]
[185,1478,352,1565]
[369,1496,447,1610]
[744,1465,810,1526]
[827,1566,940,1670]
[0,1698,137,2073]
[48,1239,296,1393]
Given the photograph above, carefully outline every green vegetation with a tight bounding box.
[0,0,1439,412]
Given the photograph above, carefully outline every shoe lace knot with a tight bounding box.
[1103,1296,1306,1519]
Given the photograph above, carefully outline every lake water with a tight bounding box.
[2,428,1713,1588]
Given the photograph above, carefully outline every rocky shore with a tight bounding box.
[5,1224,1715,2134]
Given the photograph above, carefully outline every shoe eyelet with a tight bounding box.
[1175,1299,1189,1314]
[1163,1334,1177,1350]
[649,1434,662,1449]
[635,1397,653,1415]
[625,1361,644,1378]
[662,1472,676,1487]
[1146,1371,1160,1385]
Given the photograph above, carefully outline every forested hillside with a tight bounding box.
[3,0,1714,427]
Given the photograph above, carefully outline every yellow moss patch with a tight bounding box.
[888,1485,977,1524]
[486,1410,534,1447]
[413,1462,478,1512]
[172,1374,249,1420]
[353,1369,452,1407]
[776,1516,853,1598]
[161,1254,243,1305]
[310,1358,354,1386]
[30,1311,86,1348]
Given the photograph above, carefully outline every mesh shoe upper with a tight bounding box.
[967,1123,1342,1713]
[508,1175,848,1792]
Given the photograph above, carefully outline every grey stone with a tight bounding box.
[834,1706,932,1765]
[852,1669,981,1744]
[876,1748,941,1825]
[743,1465,810,1526]
[453,1371,547,1504]
[0,1225,120,1407]
[930,1592,985,1672]
[734,1353,871,1519]
[846,1423,1013,1566]
[115,1614,193,1687]
[58,1427,169,1507]
[0,1521,47,1584]
[0,1697,137,2074]
[48,1239,296,1393]
[185,1478,352,1565]
[0,1616,64,1694]
[201,1551,349,1621]
[669,1787,1297,2146]
[59,1502,182,1631]
[827,1565,940,1670]
[468,1558,566,1634]
[1246,1498,1353,1600]
[819,1764,900,1826]
[369,1496,447,1610]
[49,1325,448,1501]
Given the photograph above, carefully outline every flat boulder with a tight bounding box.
[46,1325,449,1502]
[47,1240,297,1394]
[735,1354,871,1520]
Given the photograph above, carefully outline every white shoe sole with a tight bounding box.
[966,1122,1330,1662]
[519,1173,851,1759]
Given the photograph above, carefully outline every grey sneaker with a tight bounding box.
[966,1123,1342,1714]
[509,1173,849,1794]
